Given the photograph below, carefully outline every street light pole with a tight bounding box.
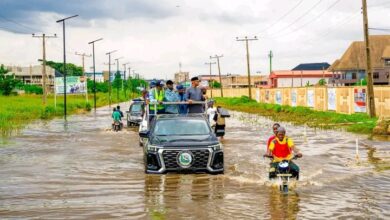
[88,38,103,111]
[106,50,117,107]
[122,62,130,97]
[56,14,78,121]
[114,57,123,100]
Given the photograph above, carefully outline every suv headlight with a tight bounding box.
[210,144,223,151]
[147,144,159,152]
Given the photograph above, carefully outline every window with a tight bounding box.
[385,59,390,66]
[154,120,210,136]
[351,72,357,80]
[373,72,379,79]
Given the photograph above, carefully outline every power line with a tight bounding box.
[265,0,323,37]
[369,27,390,32]
[273,0,342,38]
[0,15,41,33]
[258,0,304,34]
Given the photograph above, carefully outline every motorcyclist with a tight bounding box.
[266,123,280,153]
[116,105,124,119]
[266,127,302,180]
[112,107,121,125]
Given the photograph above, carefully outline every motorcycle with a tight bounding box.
[264,155,300,193]
[112,121,123,132]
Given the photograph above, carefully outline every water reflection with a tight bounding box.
[267,188,300,220]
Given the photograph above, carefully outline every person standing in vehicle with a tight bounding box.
[213,106,226,139]
[164,80,179,114]
[147,81,165,115]
[267,127,302,179]
[186,77,206,113]
[207,100,217,127]
[176,84,188,114]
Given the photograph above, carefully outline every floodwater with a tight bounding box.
[1,104,389,219]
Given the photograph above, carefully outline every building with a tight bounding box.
[174,71,189,83]
[6,65,59,89]
[221,74,269,88]
[269,70,332,88]
[85,72,105,83]
[329,35,390,86]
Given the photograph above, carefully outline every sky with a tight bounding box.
[0,0,390,79]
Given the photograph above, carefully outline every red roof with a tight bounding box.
[270,70,333,79]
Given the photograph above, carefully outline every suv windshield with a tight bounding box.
[154,119,210,136]
[131,104,143,112]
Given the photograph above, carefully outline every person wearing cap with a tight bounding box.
[185,76,206,113]
[164,80,180,114]
[176,84,188,114]
[266,127,302,179]
[147,80,165,115]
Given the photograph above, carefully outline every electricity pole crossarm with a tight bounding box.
[236,36,258,99]
[32,33,57,105]
[205,61,216,98]
[75,52,92,74]
[210,55,224,97]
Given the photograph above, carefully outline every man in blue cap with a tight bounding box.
[176,84,188,114]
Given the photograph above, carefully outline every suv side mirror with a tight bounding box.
[215,129,225,137]
[139,130,149,138]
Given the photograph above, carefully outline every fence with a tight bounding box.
[207,86,390,118]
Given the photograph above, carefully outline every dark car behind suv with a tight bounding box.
[139,114,224,174]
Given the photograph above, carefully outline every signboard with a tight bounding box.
[354,88,367,113]
[307,89,314,108]
[255,90,260,102]
[327,88,336,111]
[291,89,297,107]
[265,90,270,101]
[275,91,282,105]
[55,76,87,94]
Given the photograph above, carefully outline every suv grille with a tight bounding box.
[162,149,210,169]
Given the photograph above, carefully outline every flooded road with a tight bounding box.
[1,104,389,219]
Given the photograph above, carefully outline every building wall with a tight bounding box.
[7,65,56,86]
[277,77,330,88]
[207,86,390,118]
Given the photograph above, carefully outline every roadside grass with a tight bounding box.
[214,96,377,135]
[0,90,132,137]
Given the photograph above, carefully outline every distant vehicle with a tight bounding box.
[112,121,123,132]
[127,99,144,127]
[139,102,224,174]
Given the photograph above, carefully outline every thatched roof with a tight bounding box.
[331,35,390,71]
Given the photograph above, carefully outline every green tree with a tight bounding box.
[0,64,21,95]
[46,60,83,76]
[210,81,221,88]
[113,72,122,100]
[87,79,108,93]
[318,78,327,86]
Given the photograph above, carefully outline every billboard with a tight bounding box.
[275,91,282,105]
[291,89,297,107]
[354,88,366,113]
[327,88,336,111]
[307,89,315,108]
[55,76,87,94]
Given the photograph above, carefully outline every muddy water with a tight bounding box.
[1,104,389,219]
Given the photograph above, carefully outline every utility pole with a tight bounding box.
[205,61,216,98]
[114,57,123,100]
[210,55,224,97]
[56,14,78,121]
[105,50,117,107]
[32,33,57,105]
[269,50,273,74]
[362,0,376,117]
[88,38,103,111]
[123,62,130,97]
[75,52,91,74]
[236,36,258,99]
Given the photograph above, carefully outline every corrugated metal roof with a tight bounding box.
[292,63,330,71]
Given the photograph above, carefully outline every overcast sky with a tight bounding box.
[0,0,389,79]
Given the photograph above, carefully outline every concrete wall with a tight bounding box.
[207,86,390,118]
